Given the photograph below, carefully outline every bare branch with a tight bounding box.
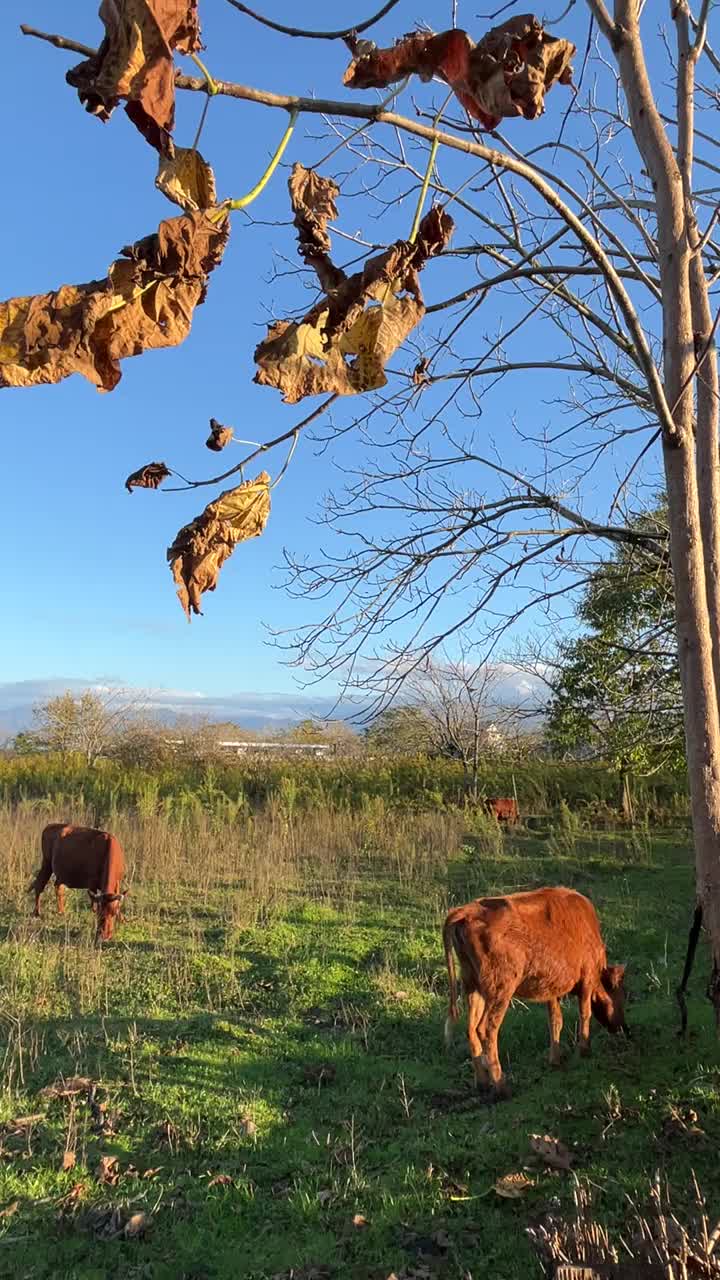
[224,0,402,41]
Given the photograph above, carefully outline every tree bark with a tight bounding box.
[609,0,720,1021]
[620,767,634,826]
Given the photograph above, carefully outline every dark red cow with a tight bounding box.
[485,796,519,824]
[443,886,628,1096]
[30,824,128,944]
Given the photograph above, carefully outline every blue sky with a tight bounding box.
[2,2,672,723]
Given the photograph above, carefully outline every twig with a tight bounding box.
[19,24,94,57]
[228,111,298,210]
[163,396,339,492]
[224,0,402,40]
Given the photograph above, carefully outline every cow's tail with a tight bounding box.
[444,918,460,1046]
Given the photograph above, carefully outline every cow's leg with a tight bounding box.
[55,881,65,915]
[546,998,563,1066]
[466,990,488,1085]
[577,984,592,1056]
[31,864,52,917]
[478,996,512,1097]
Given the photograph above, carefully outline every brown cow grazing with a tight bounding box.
[30,824,128,945]
[485,796,519,824]
[443,886,628,1097]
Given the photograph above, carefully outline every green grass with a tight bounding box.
[0,804,718,1279]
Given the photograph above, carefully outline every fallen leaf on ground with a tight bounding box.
[157,147,216,211]
[67,0,202,154]
[167,470,271,618]
[352,1212,369,1227]
[494,1171,535,1198]
[343,16,575,129]
[392,990,409,1000]
[0,211,229,394]
[125,462,171,493]
[0,1201,19,1221]
[239,1115,257,1137]
[124,1210,151,1238]
[56,1182,88,1212]
[208,1173,234,1187]
[142,1167,163,1179]
[255,205,453,403]
[97,1155,120,1186]
[206,418,234,451]
[62,1150,77,1171]
[41,1076,94,1099]
[529,1133,574,1170]
[661,1104,705,1143]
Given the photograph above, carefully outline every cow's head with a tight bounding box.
[591,964,630,1036]
[89,889,128,944]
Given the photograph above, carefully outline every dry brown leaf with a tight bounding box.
[239,1115,258,1137]
[157,147,217,212]
[97,1154,120,1186]
[0,211,229,394]
[56,1181,88,1214]
[168,471,271,618]
[124,1211,151,1238]
[352,1212,369,1228]
[208,1173,234,1187]
[41,1076,93,1099]
[62,1150,77,1172]
[67,0,202,154]
[125,461,171,493]
[288,163,345,292]
[344,17,575,129]
[11,1114,45,1129]
[255,206,453,404]
[206,418,234,451]
[493,1171,535,1198]
[529,1133,574,1170]
[0,1201,19,1221]
[142,1167,163,1179]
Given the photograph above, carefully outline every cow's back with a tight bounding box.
[41,823,67,864]
[48,825,113,891]
[449,886,607,1002]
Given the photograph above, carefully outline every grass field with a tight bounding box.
[0,801,718,1279]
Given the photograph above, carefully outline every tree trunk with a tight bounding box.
[611,0,720,1020]
[619,767,634,826]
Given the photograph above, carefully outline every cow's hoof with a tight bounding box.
[549,1054,564,1069]
[478,1080,511,1104]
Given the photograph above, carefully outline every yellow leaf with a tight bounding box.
[156,148,217,212]
[168,472,271,618]
[493,1171,534,1198]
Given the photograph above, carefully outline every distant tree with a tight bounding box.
[543,514,682,819]
[282,718,361,753]
[365,705,436,756]
[405,652,516,801]
[33,688,146,765]
[11,729,45,755]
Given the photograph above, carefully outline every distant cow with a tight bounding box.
[443,886,628,1096]
[484,796,519,824]
[30,824,128,944]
